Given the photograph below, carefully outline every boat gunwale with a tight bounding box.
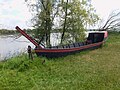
[35,41,103,53]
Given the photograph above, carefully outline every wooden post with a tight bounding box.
[27,45,33,60]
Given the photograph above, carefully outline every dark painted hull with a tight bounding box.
[35,41,103,58]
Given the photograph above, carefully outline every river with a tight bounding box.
[0,33,61,61]
[0,35,34,61]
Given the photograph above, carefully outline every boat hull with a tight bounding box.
[35,42,103,58]
[15,26,108,58]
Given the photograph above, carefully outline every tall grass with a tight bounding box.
[0,32,120,90]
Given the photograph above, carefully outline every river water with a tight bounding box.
[0,33,61,61]
[0,35,34,61]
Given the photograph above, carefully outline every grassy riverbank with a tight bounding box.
[0,32,120,90]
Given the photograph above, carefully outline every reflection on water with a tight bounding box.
[0,35,34,61]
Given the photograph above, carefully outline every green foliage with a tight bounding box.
[58,0,99,44]
[25,0,99,46]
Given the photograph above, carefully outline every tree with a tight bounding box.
[25,0,99,46]
[59,0,99,44]
[25,0,59,47]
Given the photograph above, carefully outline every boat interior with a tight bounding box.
[45,32,105,49]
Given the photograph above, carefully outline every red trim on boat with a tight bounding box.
[35,42,103,53]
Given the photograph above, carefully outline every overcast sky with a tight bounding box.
[0,0,32,29]
[0,0,120,30]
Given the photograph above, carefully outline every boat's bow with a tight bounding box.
[15,26,42,48]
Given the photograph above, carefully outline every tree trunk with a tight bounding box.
[61,0,68,44]
[45,1,51,47]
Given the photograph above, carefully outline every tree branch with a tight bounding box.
[100,11,120,31]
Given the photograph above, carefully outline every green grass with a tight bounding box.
[0,32,120,90]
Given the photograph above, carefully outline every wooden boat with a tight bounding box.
[16,26,108,58]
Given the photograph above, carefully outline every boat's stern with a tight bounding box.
[104,31,108,40]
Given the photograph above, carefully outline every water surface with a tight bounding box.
[0,35,34,61]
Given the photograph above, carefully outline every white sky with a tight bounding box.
[0,0,32,29]
[92,0,120,19]
[0,0,120,30]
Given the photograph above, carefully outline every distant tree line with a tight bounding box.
[0,29,16,35]
[0,29,33,35]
